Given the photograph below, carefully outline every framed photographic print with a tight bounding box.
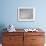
[18,7,35,21]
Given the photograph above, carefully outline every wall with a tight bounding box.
[0,0,46,30]
[0,0,46,44]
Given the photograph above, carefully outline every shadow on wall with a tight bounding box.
[0,24,7,43]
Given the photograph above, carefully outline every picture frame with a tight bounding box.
[17,7,35,21]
